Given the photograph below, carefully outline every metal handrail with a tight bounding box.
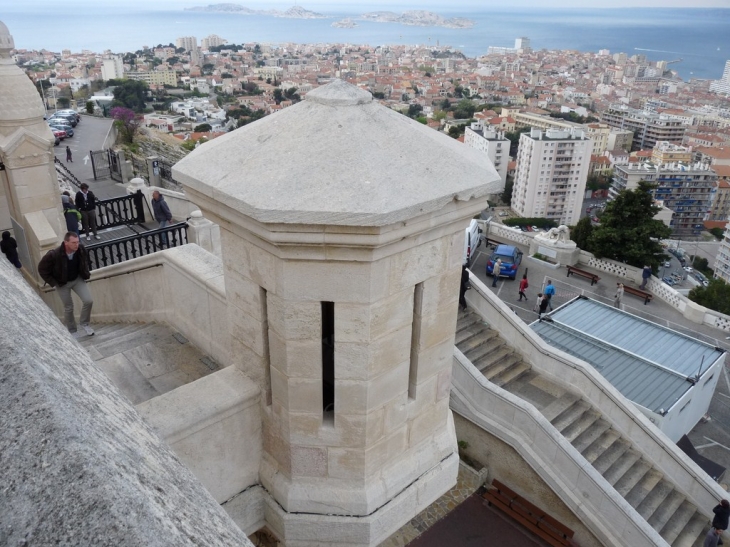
[54,157,83,189]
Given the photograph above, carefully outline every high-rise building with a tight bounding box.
[611,158,716,237]
[514,37,531,52]
[714,223,730,283]
[511,128,592,225]
[710,60,730,95]
[201,34,227,50]
[175,36,197,52]
[601,104,685,151]
[100,55,124,81]
[463,121,510,184]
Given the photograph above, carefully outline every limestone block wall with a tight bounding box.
[463,272,724,520]
[0,250,252,546]
[225,225,461,517]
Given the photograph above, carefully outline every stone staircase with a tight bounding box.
[78,322,218,405]
[455,310,711,547]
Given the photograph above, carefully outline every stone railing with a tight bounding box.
[486,221,533,246]
[451,353,663,547]
[463,272,724,521]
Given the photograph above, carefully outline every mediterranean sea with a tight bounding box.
[4,5,730,80]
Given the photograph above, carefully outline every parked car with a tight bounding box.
[591,216,599,222]
[56,109,80,122]
[51,128,66,140]
[662,277,675,286]
[462,219,482,267]
[531,225,540,232]
[663,261,671,268]
[49,113,77,126]
[486,245,523,280]
[49,122,73,137]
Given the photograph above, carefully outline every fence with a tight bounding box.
[54,157,83,189]
[91,193,146,232]
[90,149,122,181]
[85,222,188,270]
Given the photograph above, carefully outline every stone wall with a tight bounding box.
[0,252,252,546]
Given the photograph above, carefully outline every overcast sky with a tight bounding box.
[11,0,730,10]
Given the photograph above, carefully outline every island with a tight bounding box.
[186,4,328,19]
[358,10,474,29]
[332,18,358,29]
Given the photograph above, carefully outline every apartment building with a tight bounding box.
[463,121,510,184]
[583,123,611,155]
[710,60,730,95]
[175,36,197,52]
[100,56,123,81]
[715,223,730,283]
[126,70,178,87]
[601,105,685,151]
[652,141,692,165]
[201,34,227,50]
[511,128,592,225]
[611,162,716,237]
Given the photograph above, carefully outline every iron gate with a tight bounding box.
[90,149,122,181]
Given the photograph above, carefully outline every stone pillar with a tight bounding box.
[126,177,151,223]
[186,210,220,256]
[117,150,133,183]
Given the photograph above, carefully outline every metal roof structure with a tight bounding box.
[530,297,725,414]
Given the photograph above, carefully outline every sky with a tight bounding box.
[10,0,730,10]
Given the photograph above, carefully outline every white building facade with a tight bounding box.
[511,128,592,225]
[100,56,123,81]
[463,121,510,184]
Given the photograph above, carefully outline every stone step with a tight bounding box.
[581,429,622,464]
[602,449,642,486]
[459,330,500,356]
[80,322,150,345]
[624,468,664,508]
[456,311,482,331]
[82,324,174,359]
[550,400,591,433]
[464,336,507,364]
[561,409,602,444]
[612,459,652,496]
[478,349,520,377]
[572,418,613,454]
[541,392,580,423]
[660,501,700,545]
[636,479,676,522]
[647,489,687,535]
[671,511,708,547]
[454,322,490,346]
[592,437,633,474]
[491,361,531,389]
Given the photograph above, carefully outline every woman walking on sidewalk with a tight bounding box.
[518,274,529,301]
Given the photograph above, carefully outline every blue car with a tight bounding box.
[486,244,523,280]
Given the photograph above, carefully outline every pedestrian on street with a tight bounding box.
[538,293,550,319]
[61,193,81,236]
[66,146,72,162]
[151,190,173,247]
[640,265,651,290]
[544,279,556,310]
[705,527,723,547]
[492,258,502,287]
[614,283,624,309]
[518,273,529,301]
[37,232,94,337]
[0,231,22,269]
[459,265,469,311]
[533,293,543,314]
[75,183,100,241]
[712,500,729,545]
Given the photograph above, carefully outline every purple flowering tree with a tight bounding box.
[110,106,142,144]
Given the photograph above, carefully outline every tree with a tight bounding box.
[111,80,148,112]
[407,104,423,118]
[710,227,725,240]
[110,106,142,144]
[501,175,514,205]
[273,88,284,104]
[588,181,671,269]
[689,278,730,315]
[194,123,212,132]
[452,99,476,120]
[86,101,94,115]
[571,217,594,251]
[57,97,70,108]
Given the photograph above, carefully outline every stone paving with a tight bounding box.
[379,461,488,547]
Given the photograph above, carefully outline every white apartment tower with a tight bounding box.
[463,120,510,185]
[175,36,197,52]
[710,60,730,95]
[512,128,592,225]
[514,37,531,52]
[201,34,227,50]
[100,56,124,81]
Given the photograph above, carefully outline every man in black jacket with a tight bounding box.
[75,183,100,241]
[38,232,94,336]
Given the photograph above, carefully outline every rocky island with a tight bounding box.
[332,18,358,29]
[358,10,474,29]
[186,4,328,19]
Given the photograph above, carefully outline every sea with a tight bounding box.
[4,4,730,81]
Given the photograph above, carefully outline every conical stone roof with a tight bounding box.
[173,79,501,227]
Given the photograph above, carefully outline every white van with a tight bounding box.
[463,219,483,267]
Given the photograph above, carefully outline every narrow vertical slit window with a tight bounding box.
[262,288,272,406]
[322,301,335,419]
[408,283,424,400]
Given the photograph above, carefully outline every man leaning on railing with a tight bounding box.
[151,190,172,247]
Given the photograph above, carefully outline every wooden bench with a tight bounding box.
[483,479,575,547]
[566,265,600,286]
[622,285,653,305]
[485,237,507,249]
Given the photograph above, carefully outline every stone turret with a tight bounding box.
[174,79,501,546]
[0,21,64,282]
